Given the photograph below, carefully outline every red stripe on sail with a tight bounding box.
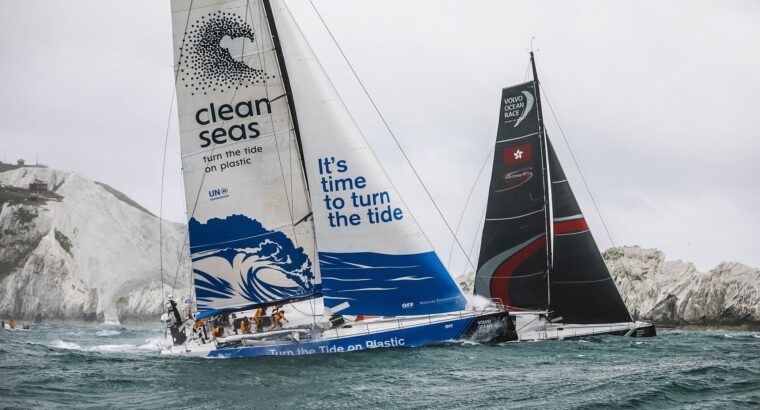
[554,218,588,234]
[490,236,546,307]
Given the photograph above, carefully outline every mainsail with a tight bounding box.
[474,81,549,310]
[475,54,633,324]
[270,0,466,316]
[171,0,320,319]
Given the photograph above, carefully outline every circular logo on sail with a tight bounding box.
[178,11,273,96]
[496,168,533,192]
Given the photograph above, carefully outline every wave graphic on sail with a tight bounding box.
[189,215,318,317]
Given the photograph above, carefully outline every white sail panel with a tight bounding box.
[270,0,465,316]
[171,0,319,319]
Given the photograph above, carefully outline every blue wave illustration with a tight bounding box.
[189,215,318,315]
[319,251,465,316]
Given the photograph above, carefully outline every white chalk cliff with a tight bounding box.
[0,166,190,323]
[457,246,760,326]
[604,246,760,326]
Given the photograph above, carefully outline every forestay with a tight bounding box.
[171,0,320,319]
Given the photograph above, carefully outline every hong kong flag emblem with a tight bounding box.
[503,143,532,165]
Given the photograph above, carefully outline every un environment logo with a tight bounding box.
[178,11,274,96]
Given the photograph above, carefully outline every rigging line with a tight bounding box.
[463,205,487,279]
[446,147,493,271]
[540,86,616,248]
[158,88,176,300]
[161,0,195,299]
[307,0,478,272]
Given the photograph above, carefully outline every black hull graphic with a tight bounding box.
[461,311,518,343]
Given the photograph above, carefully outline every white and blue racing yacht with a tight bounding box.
[158,0,514,358]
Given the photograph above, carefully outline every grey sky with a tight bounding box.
[2,0,758,272]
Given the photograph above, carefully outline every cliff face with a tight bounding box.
[457,246,760,327]
[0,167,190,323]
[605,246,760,326]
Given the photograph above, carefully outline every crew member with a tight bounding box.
[193,318,208,343]
[240,316,251,334]
[254,307,266,332]
[231,313,241,335]
[9,320,16,330]
[268,309,287,331]
[167,295,182,324]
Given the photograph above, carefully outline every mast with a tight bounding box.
[262,0,310,192]
[530,51,553,307]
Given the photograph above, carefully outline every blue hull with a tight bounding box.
[208,316,478,358]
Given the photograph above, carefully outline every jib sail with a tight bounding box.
[170,0,320,319]
[547,140,631,323]
[269,0,466,316]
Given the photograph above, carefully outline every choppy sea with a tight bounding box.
[1,323,759,409]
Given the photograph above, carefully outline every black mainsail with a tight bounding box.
[475,53,632,324]
[475,79,549,310]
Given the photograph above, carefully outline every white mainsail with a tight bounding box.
[270,0,465,316]
[171,0,320,318]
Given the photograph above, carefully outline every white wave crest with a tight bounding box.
[95,330,122,337]
[51,340,82,350]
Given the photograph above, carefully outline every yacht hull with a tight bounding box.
[160,309,516,358]
[513,311,656,341]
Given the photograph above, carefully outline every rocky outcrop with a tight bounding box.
[0,167,190,323]
[606,246,760,327]
[456,246,760,327]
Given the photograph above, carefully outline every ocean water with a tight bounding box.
[1,323,759,409]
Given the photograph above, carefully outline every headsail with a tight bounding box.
[547,140,631,323]
[171,0,320,319]
[269,0,466,316]
[474,81,549,310]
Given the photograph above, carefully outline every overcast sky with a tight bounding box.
[2,0,758,272]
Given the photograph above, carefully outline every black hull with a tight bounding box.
[461,312,518,343]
